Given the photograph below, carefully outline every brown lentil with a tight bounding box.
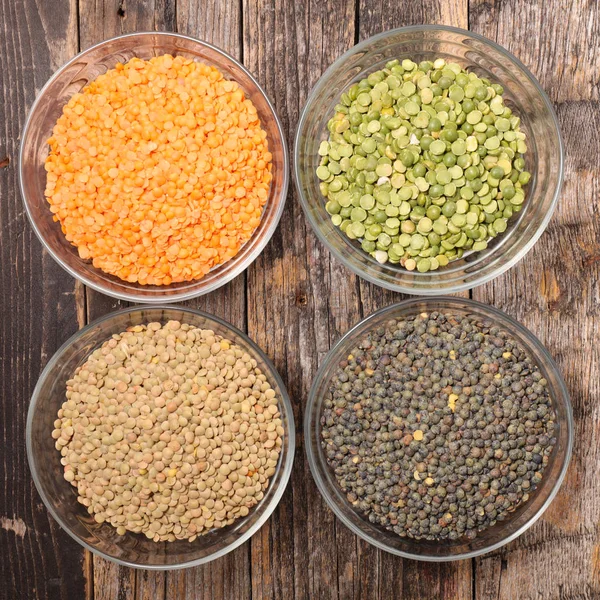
[53,320,283,542]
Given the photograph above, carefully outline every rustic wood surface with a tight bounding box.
[0,0,597,598]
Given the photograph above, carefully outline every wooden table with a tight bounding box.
[1,0,598,598]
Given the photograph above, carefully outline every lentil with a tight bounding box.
[53,320,283,542]
[321,311,556,541]
[318,58,530,271]
[45,55,272,285]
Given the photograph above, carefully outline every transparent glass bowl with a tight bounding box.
[305,297,572,561]
[294,26,563,294]
[26,306,295,569]
[20,32,288,303]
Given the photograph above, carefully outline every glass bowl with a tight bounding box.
[19,32,288,303]
[305,297,572,561]
[294,25,563,294]
[26,306,295,569]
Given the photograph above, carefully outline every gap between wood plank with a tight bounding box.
[237,0,253,594]
[74,1,96,595]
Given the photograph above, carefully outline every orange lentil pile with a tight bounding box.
[44,55,272,285]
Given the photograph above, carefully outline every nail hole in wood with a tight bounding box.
[296,293,308,306]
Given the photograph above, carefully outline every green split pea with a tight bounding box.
[317,57,531,272]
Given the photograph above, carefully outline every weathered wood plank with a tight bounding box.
[175,0,248,331]
[356,0,471,319]
[93,561,136,600]
[390,559,472,600]
[78,1,163,596]
[243,0,359,598]
[135,569,165,600]
[78,1,250,596]
[78,0,175,50]
[177,0,240,53]
[165,551,252,600]
[355,3,473,599]
[469,0,600,105]
[359,0,468,42]
[0,0,85,599]
[79,0,177,320]
[164,2,252,597]
[470,2,600,599]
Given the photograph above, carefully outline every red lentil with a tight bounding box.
[45,55,272,285]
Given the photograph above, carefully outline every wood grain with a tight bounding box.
[93,562,135,600]
[242,0,363,597]
[79,0,177,320]
[165,557,251,600]
[78,0,175,50]
[79,0,250,596]
[166,2,253,597]
[78,0,165,595]
[0,1,86,599]
[177,0,241,53]
[3,1,599,599]
[135,569,165,600]
[356,0,470,324]
[469,0,600,104]
[358,0,468,43]
[470,2,600,599]
[355,3,473,599]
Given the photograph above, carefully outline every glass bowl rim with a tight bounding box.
[19,30,289,304]
[304,295,573,561]
[26,304,296,570]
[293,24,565,295]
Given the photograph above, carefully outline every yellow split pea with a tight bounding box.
[44,55,272,285]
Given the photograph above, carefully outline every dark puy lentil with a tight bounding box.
[320,311,557,541]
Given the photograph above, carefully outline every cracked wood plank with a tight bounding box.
[357,1,472,598]
[0,0,84,599]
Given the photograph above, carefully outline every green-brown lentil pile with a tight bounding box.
[317,58,530,272]
[53,321,283,542]
[321,312,556,541]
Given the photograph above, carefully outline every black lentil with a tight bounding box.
[320,311,557,541]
